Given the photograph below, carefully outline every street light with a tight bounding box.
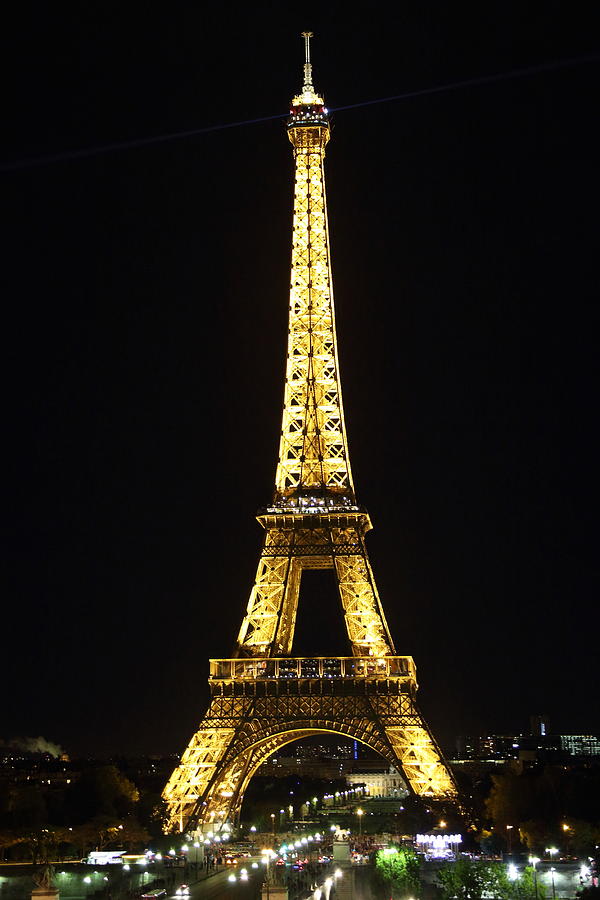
[529,856,540,899]
[549,867,556,900]
[580,864,591,891]
[356,808,364,837]
[506,825,514,856]
[546,847,558,860]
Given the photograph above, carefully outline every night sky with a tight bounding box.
[3,5,599,760]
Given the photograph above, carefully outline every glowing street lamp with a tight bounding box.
[580,863,591,891]
[356,808,364,837]
[549,867,557,900]
[529,856,540,899]
[545,847,558,860]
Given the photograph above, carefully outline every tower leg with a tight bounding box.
[163,686,456,831]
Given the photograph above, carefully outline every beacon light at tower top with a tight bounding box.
[290,31,328,112]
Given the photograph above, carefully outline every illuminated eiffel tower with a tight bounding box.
[163,33,457,832]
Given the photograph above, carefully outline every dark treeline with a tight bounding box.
[0,761,167,863]
[455,762,600,855]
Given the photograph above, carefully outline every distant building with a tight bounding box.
[257,755,354,778]
[530,714,551,736]
[560,735,600,757]
[346,767,408,798]
[455,724,600,763]
[456,734,520,760]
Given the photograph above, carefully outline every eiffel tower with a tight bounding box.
[163,33,457,832]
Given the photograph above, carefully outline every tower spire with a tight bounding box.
[301,30,314,92]
[292,31,324,108]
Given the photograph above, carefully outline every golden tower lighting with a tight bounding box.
[163,32,457,832]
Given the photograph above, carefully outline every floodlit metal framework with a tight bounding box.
[163,33,457,832]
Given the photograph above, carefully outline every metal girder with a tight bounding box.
[162,669,457,830]
[235,521,395,658]
[275,123,353,497]
[163,42,457,833]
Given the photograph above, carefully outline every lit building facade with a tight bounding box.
[347,767,408,798]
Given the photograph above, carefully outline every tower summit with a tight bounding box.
[163,34,457,833]
[277,30,348,503]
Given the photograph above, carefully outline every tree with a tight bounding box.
[0,829,21,862]
[67,766,139,823]
[375,846,421,898]
[519,819,561,854]
[562,819,600,856]
[437,859,490,900]
[437,860,543,900]
[136,791,169,837]
[577,888,600,900]
[518,864,546,900]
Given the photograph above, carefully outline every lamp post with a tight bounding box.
[227,872,237,900]
[356,808,363,839]
[580,864,591,891]
[549,867,556,900]
[271,814,276,840]
[508,864,522,900]
[529,856,540,899]
[261,849,275,900]
[506,825,514,857]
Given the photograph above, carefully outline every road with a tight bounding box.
[184,866,261,900]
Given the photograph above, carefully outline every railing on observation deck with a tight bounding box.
[209,656,416,682]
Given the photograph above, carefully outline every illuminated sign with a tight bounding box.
[416,834,462,848]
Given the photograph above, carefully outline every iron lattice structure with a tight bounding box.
[163,34,457,832]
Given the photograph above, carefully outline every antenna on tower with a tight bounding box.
[301,31,314,91]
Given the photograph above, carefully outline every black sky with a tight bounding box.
[3,4,599,759]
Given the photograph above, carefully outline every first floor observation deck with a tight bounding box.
[209,656,417,698]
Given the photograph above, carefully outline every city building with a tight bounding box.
[346,767,408,798]
[455,722,600,763]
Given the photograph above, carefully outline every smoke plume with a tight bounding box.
[1,736,65,757]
